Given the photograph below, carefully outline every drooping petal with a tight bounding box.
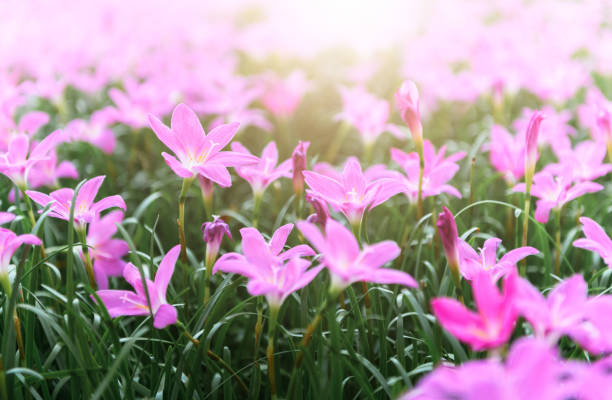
[153,303,178,329]
[194,164,231,187]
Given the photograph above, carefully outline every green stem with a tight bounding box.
[253,192,263,229]
[520,193,531,277]
[0,355,7,400]
[554,208,562,276]
[325,122,350,163]
[78,229,97,289]
[203,247,215,306]
[266,306,280,400]
[178,178,194,263]
[416,141,425,220]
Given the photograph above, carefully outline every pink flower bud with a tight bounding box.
[305,192,329,228]
[525,111,545,173]
[202,216,232,266]
[596,107,612,142]
[395,80,422,143]
[292,141,310,195]
[437,206,459,269]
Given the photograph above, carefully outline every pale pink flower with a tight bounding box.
[65,107,117,154]
[487,124,526,184]
[513,107,574,155]
[231,141,292,195]
[0,228,42,275]
[0,212,15,226]
[148,103,258,187]
[96,245,180,329]
[544,140,612,182]
[261,70,310,118]
[28,148,78,189]
[297,218,417,291]
[395,80,422,144]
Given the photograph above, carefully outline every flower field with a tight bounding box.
[3,1,612,399]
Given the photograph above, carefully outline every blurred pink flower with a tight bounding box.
[0,228,42,275]
[544,140,612,182]
[297,218,417,291]
[0,212,15,226]
[513,170,603,223]
[231,141,292,195]
[573,217,612,268]
[431,269,518,350]
[0,130,64,189]
[84,211,129,290]
[291,141,309,195]
[303,157,401,226]
[65,107,117,154]
[487,124,526,184]
[110,78,174,129]
[27,175,126,230]
[28,149,78,189]
[513,106,574,155]
[395,80,422,144]
[525,111,545,178]
[385,140,465,203]
[261,70,310,118]
[336,86,403,145]
[0,110,49,150]
[148,103,257,187]
[96,245,180,329]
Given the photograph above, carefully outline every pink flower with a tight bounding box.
[65,107,117,154]
[544,140,612,183]
[395,80,422,144]
[202,216,232,265]
[96,245,180,329]
[85,211,129,290]
[0,130,64,189]
[0,110,49,150]
[297,218,417,291]
[513,170,603,223]
[261,70,310,118]
[0,212,15,226]
[213,224,318,308]
[513,274,587,340]
[487,124,526,184]
[431,269,518,350]
[0,228,42,275]
[305,192,329,228]
[148,103,257,187]
[386,140,465,202]
[458,237,538,282]
[513,106,574,155]
[336,86,403,145]
[231,141,292,195]
[26,175,126,230]
[573,217,612,268]
[437,206,460,270]
[303,157,401,226]
[27,148,78,189]
[109,78,174,130]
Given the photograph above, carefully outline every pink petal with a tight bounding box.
[96,290,148,317]
[303,171,345,202]
[296,221,327,254]
[91,195,126,214]
[148,114,182,157]
[206,122,240,150]
[76,176,105,210]
[361,268,417,287]
[194,164,231,187]
[153,303,177,329]
[269,223,293,256]
[162,152,194,178]
[154,245,180,297]
[206,151,259,167]
[171,103,206,150]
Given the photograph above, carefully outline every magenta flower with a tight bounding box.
[305,192,329,228]
[85,211,129,290]
[487,124,526,184]
[202,216,232,265]
[0,228,42,276]
[458,238,538,282]
[513,170,603,223]
[0,130,64,189]
[395,80,422,144]
[303,157,401,226]
[27,175,126,230]
[96,245,180,329]
[231,141,292,195]
[573,217,612,268]
[513,274,587,341]
[386,141,465,203]
[148,103,257,187]
[335,86,403,145]
[431,269,518,350]
[261,70,310,118]
[297,218,417,291]
[213,225,318,308]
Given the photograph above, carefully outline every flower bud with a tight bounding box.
[305,192,329,228]
[437,206,459,270]
[395,80,422,144]
[525,111,545,178]
[596,107,612,142]
[292,141,310,195]
[202,216,232,267]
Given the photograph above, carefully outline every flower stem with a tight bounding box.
[266,306,280,400]
[416,140,425,220]
[178,178,194,263]
[554,208,562,276]
[203,247,215,306]
[0,355,7,400]
[177,321,248,394]
[78,229,97,289]
[520,193,531,277]
[325,122,349,163]
[0,276,26,361]
[253,192,263,229]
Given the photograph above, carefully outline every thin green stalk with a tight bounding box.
[520,194,531,277]
[416,141,425,220]
[325,122,350,163]
[178,177,194,263]
[203,250,214,306]
[253,192,263,229]
[78,229,97,289]
[0,355,7,400]
[266,306,280,400]
[554,208,562,276]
